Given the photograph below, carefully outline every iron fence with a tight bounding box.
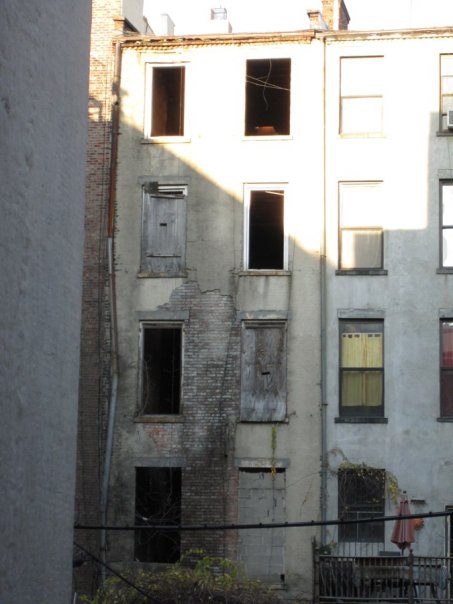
[315,552,452,604]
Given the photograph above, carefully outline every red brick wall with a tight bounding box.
[74,0,121,596]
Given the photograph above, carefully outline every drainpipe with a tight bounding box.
[320,34,328,545]
[100,38,122,580]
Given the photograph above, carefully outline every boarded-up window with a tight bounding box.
[141,188,186,275]
[238,469,286,582]
[135,467,181,563]
[241,322,286,421]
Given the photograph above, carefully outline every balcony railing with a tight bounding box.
[314,552,451,603]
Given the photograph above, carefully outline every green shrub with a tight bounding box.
[81,550,283,604]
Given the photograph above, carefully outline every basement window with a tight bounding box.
[245,58,291,136]
[244,185,286,270]
[139,324,182,415]
[145,65,185,138]
[135,467,181,563]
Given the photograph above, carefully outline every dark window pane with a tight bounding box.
[441,370,453,417]
[249,190,284,270]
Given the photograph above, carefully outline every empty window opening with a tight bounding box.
[151,66,185,136]
[338,468,385,543]
[248,189,284,269]
[141,326,181,415]
[245,58,291,136]
[135,467,181,563]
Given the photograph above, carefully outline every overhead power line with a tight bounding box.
[75,509,453,533]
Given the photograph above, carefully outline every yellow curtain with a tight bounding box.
[342,333,382,406]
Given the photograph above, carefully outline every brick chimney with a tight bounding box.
[322,0,350,30]
[306,9,328,29]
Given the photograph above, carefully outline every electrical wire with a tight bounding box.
[75,509,453,533]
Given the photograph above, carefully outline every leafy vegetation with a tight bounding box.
[81,550,283,604]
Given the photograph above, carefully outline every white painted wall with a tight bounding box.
[0,2,90,602]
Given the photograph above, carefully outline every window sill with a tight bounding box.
[239,270,291,276]
[436,130,453,137]
[437,416,453,422]
[134,415,184,423]
[339,133,385,139]
[336,269,387,276]
[243,135,293,141]
[239,417,289,424]
[137,271,187,279]
[141,136,191,144]
[335,417,388,424]
[436,268,453,274]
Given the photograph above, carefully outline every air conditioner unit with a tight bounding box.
[447,109,453,129]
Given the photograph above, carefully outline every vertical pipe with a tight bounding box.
[320,33,328,545]
[100,39,122,581]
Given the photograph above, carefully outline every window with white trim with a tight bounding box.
[244,185,287,270]
[440,181,453,267]
[245,58,291,136]
[339,182,383,270]
[144,64,185,138]
[440,54,453,132]
[340,56,383,135]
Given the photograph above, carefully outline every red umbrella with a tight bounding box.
[391,492,415,553]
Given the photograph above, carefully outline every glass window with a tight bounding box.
[340,320,384,417]
[338,468,385,543]
[441,181,453,267]
[340,57,383,135]
[441,320,453,417]
[440,54,453,131]
[339,182,383,270]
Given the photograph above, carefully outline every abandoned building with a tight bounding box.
[76,0,453,601]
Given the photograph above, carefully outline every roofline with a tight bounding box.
[118,26,453,49]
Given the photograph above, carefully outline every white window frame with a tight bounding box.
[440,180,453,268]
[440,54,453,132]
[144,62,188,141]
[243,183,289,271]
[340,56,384,136]
[339,181,384,271]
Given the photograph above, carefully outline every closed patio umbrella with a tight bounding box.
[391,491,415,553]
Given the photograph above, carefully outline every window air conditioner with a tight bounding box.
[447,109,453,129]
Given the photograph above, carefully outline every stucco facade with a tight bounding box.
[323,29,453,558]
[98,20,453,604]
[109,33,325,599]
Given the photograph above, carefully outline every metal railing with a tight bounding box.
[315,553,452,603]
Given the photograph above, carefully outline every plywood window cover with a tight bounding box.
[240,320,287,422]
[141,185,187,275]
